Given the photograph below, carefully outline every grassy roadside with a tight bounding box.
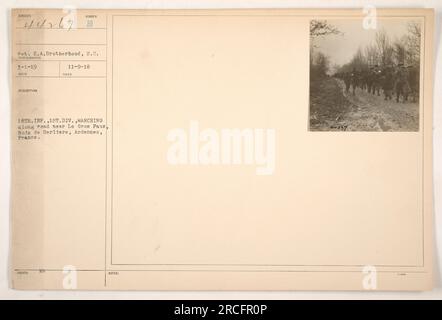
[309,76,354,131]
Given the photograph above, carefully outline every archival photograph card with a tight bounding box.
[10,8,434,290]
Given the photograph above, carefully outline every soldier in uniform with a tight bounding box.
[407,65,419,102]
[350,67,358,95]
[382,65,394,101]
[394,63,411,103]
[343,71,352,94]
[372,65,382,96]
[360,69,369,91]
[366,66,375,94]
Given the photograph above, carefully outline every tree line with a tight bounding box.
[310,20,421,78]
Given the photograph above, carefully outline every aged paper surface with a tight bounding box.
[10,8,434,290]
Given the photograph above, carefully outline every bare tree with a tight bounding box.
[350,46,368,70]
[310,51,331,79]
[365,44,379,66]
[375,29,394,66]
[406,21,421,66]
[310,20,341,38]
[310,20,340,77]
[315,52,330,75]
[393,37,407,65]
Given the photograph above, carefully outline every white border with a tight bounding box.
[1,0,441,299]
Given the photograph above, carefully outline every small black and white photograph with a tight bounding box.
[309,19,422,131]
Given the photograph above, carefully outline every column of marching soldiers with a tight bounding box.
[334,64,419,103]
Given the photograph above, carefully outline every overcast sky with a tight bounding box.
[313,18,420,67]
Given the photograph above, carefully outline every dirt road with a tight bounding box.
[310,77,419,131]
